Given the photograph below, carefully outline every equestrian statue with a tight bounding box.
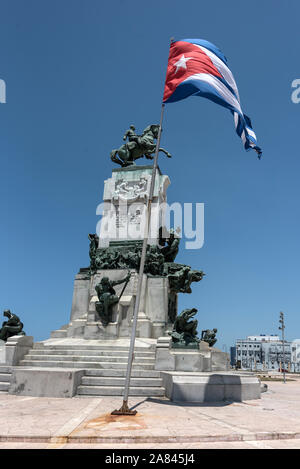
[110,124,171,167]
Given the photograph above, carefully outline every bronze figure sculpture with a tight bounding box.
[201,328,218,347]
[169,308,200,347]
[166,264,205,293]
[111,124,171,167]
[95,272,131,326]
[0,310,26,342]
[88,233,99,271]
[159,227,180,263]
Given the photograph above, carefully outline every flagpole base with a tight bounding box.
[111,400,137,416]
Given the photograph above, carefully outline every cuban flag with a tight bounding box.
[163,38,262,158]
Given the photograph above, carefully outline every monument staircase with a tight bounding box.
[0,366,12,393]
[18,339,165,397]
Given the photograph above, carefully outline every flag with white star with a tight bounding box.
[163,38,262,158]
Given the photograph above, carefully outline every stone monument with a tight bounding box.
[5,123,261,402]
[51,124,233,373]
[59,160,205,342]
[55,124,205,343]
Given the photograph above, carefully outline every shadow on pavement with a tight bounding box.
[132,397,235,408]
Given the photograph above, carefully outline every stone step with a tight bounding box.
[33,344,155,352]
[0,367,12,394]
[77,385,165,397]
[23,354,155,364]
[50,330,68,338]
[26,349,155,358]
[19,360,155,370]
[0,373,10,382]
[0,366,12,374]
[81,376,162,387]
[0,382,9,392]
[84,369,161,378]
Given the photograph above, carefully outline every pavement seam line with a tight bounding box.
[48,398,102,446]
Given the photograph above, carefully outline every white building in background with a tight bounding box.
[234,334,300,372]
[291,340,300,372]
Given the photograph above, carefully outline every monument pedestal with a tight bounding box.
[99,165,170,247]
[155,337,230,372]
[59,269,170,340]
[56,165,174,341]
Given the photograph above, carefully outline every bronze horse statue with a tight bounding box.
[110,124,172,167]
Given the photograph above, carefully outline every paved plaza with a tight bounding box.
[0,376,300,449]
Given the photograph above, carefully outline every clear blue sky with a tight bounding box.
[0,0,299,351]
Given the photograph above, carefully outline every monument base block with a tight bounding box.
[9,367,85,398]
[3,337,262,402]
[161,372,261,402]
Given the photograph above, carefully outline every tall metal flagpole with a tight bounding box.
[112,103,166,415]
